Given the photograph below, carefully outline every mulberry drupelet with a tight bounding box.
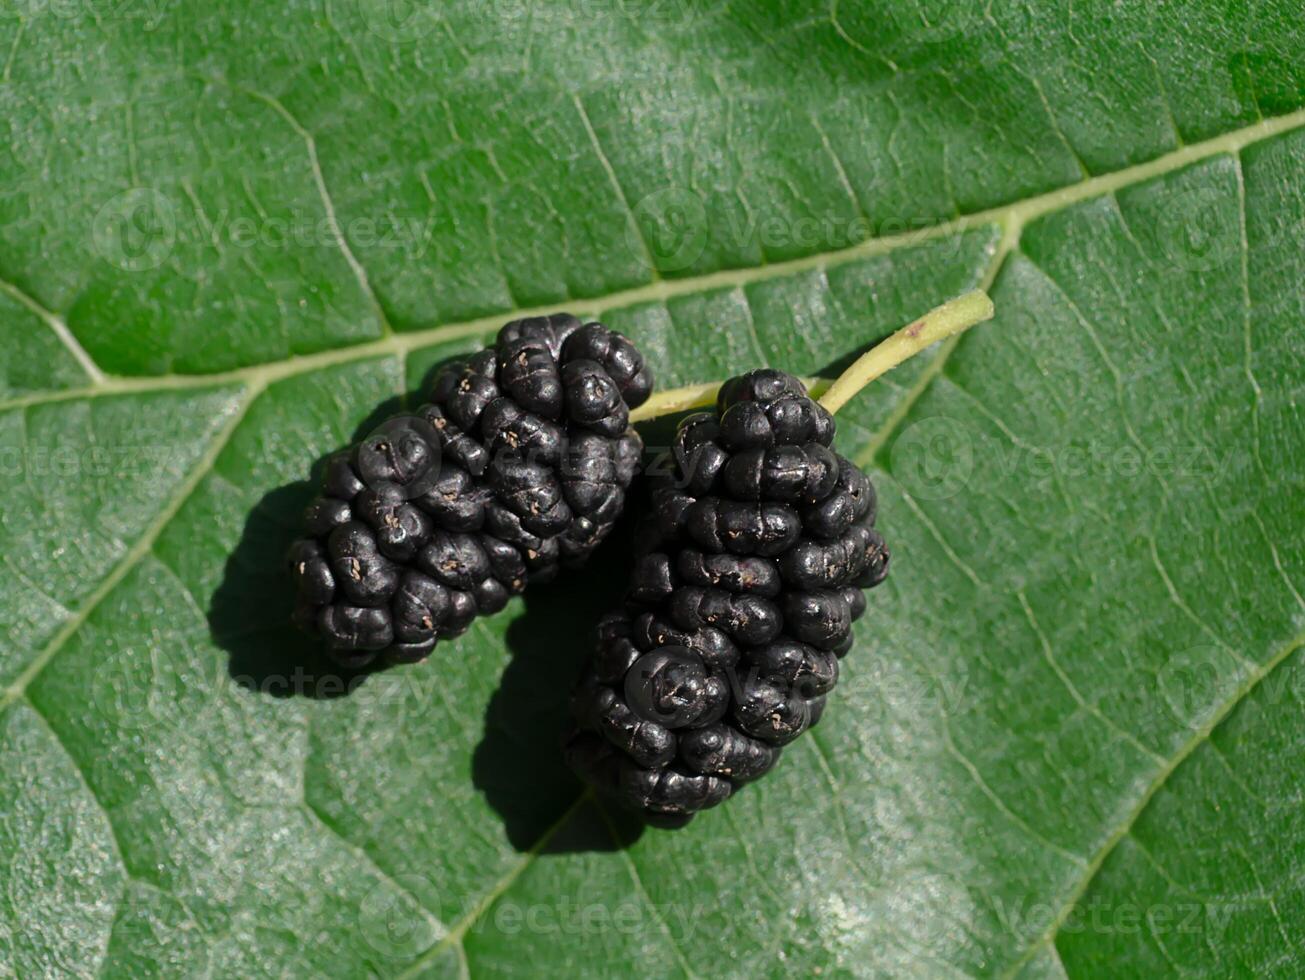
[287,313,652,668]
[566,369,889,827]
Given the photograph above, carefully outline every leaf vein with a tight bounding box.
[236,84,394,337]
[940,719,1089,868]
[1146,534,1256,671]
[1017,590,1166,765]
[4,110,1302,412]
[1002,627,1305,977]
[0,274,105,385]
[302,797,449,936]
[595,798,699,980]
[572,92,659,283]
[0,384,255,712]
[396,793,590,980]
[1232,152,1268,481]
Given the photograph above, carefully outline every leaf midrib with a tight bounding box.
[7,106,1305,417]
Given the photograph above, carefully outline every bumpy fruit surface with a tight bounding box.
[567,370,888,827]
[288,313,652,667]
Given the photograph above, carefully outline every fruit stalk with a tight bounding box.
[627,289,993,423]
[817,289,994,415]
[628,377,829,423]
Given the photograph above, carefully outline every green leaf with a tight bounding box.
[1,3,1303,976]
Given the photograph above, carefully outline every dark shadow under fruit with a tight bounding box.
[208,367,647,852]
[471,505,646,853]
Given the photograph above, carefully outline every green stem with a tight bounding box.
[626,289,993,423]
[629,377,829,423]
[816,289,994,415]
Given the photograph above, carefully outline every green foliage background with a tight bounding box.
[1,0,1303,976]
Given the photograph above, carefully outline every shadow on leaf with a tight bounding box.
[471,512,646,853]
[209,450,390,700]
[207,360,460,699]
[207,363,649,851]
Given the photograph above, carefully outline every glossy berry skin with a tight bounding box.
[288,313,652,667]
[567,369,888,826]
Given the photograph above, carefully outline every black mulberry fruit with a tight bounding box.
[566,370,888,826]
[287,313,652,667]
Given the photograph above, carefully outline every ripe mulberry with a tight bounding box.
[288,313,652,667]
[566,370,888,826]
